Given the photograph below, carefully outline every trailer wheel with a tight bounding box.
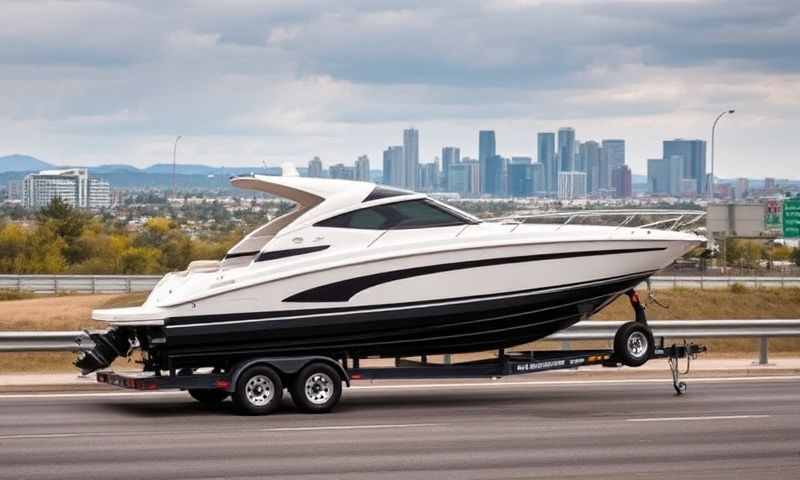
[188,389,229,406]
[290,362,342,414]
[614,321,655,367]
[232,366,283,415]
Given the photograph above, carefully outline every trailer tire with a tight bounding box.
[232,366,283,415]
[614,321,654,367]
[188,389,229,406]
[290,362,342,414]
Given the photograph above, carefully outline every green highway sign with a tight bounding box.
[784,198,800,238]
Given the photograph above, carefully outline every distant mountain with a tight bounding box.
[0,154,55,173]
[144,163,275,176]
[91,164,142,174]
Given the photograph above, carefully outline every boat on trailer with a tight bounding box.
[76,174,707,414]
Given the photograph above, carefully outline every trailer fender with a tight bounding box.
[228,356,350,392]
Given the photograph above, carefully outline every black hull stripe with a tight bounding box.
[283,247,665,302]
[166,270,655,328]
[160,273,646,363]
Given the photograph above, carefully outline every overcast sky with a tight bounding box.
[2,0,799,177]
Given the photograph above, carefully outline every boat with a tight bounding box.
[75,174,705,375]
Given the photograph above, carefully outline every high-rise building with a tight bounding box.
[557,127,575,172]
[765,177,776,190]
[611,165,632,198]
[382,146,404,188]
[307,156,323,178]
[6,180,23,201]
[403,128,419,190]
[22,168,110,209]
[478,130,496,193]
[557,171,587,200]
[441,146,460,189]
[448,159,480,197]
[417,163,439,192]
[329,163,355,180]
[537,132,556,194]
[578,140,602,193]
[530,162,545,195]
[508,157,533,198]
[355,155,370,181]
[663,139,706,194]
[647,156,685,196]
[484,155,507,196]
[601,139,625,190]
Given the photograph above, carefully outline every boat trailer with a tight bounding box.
[96,289,705,414]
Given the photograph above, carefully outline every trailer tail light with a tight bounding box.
[215,379,231,390]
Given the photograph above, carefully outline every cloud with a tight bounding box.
[0,0,798,178]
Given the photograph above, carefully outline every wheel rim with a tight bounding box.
[627,331,649,359]
[304,372,334,405]
[245,374,275,407]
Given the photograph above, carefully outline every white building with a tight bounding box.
[558,171,587,200]
[355,155,370,182]
[22,168,111,209]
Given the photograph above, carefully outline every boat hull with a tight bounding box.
[153,270,652,366]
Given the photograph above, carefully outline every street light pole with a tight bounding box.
[709,109,735,200]
[171,135,183,201]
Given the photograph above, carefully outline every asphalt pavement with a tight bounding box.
[0,376,798,479]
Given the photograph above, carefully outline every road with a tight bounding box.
[0,376,798,479]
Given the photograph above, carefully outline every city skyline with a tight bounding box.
[1,2,797,179]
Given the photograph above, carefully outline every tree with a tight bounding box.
[793,248,800,268]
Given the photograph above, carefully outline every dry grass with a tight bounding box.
[0,293,148,373]
[0,288,799,373]
[0,293,148,331]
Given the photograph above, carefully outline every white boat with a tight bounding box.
[76,175,705,374]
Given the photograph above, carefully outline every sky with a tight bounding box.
[1,0,799,178]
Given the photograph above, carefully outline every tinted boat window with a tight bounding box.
[316,200,468,230]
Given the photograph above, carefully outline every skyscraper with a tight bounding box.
[329,163,355,180]
[663,139,706,194]
[403,128,419,190]
[448,158,480,197]
[355,155,370,182]
[417,163,438,192]
[484,155,507,196]
[557,171,587,200]
[611,165,632,198]
[601,139,625,190]
[508,157,533,198]
[557,127,575,172]
[441,146,460,190]
[478,130,496,193]
[382,146,404,187]
[578,140,601,193]
[307,156,323,178]
[647,156,684,196]
[537,132,556,194]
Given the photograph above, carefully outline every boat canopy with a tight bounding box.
[223,175,417,262]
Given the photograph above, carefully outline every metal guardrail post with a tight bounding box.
[91,276,96,294]
[16,276,21,291]
[126,278,132,293]
[443,354,452,365]
[758,337,769,365]
[53,276,59,295]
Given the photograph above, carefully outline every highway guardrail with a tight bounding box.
[2,274,800,294]
[2,319,798,364]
